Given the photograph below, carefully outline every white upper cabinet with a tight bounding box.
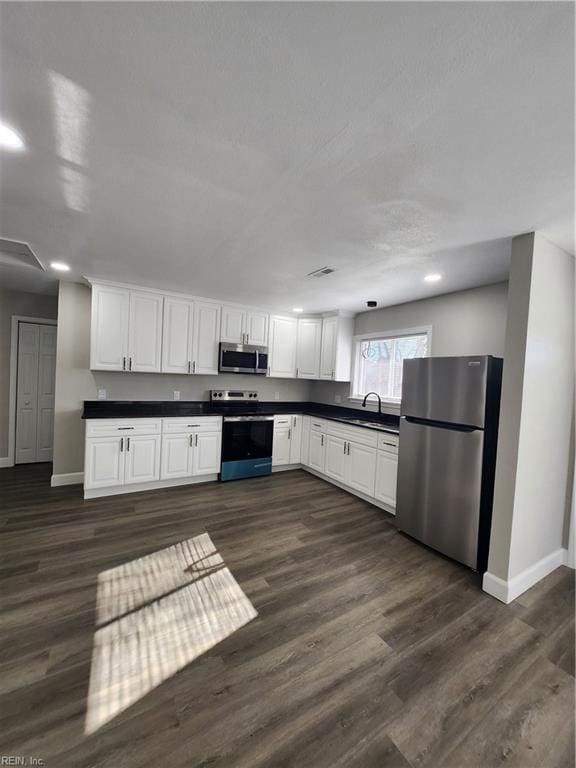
[296,318,322,379]
[162,297,195,374]
[245,311,268,346]
[220,306,246,343]
[319,314,354,381]
[194,301,221,375]
[268,315,298,378]
[91,285,162,373]
[220,306,269,346]
[90,285,130,371]
[128,291,164,372]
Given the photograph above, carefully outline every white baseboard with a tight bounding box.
[51,472,84,487]
[0,456,14,468]
[483,547,570,604]
[84,473,218,499]
[303,466,396,515]
[271,464,301,473]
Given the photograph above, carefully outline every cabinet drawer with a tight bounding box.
[378,433,399,453]
[162,416,222,433]
[310,418,328,432]
[86,419,162,437]
[273,414,293,427]
[324,421,378,449]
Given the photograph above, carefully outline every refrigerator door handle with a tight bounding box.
[403,415,482,432]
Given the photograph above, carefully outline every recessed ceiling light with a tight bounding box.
[50,261,70,272]
[293,307,304,313]
[0,121,25,151]
[424,273,442,283]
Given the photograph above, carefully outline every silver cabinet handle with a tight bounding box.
[195,433,198,447]
[347,442,350,455]
[120,437,124,452]
[188,361,191,373]
[293,416,297,427]
[117,427,134,430]
[267,366,271,376]
[296,367,299,377]
[190,434,193,447]
[288,428,291,440]
[192,361,196,373]
[127,437,130,451]
[187,424,201,427]
[343,441,346,454]
[128,357,132,371]
[321,434,324,446]
[332,371,335,379]
[122,356,126,371]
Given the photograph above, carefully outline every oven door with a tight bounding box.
[219,343,260,374]
[221,416,274,481]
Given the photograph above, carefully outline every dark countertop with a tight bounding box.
[82,400,400,435]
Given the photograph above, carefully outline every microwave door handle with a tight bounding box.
[255,349,260,373]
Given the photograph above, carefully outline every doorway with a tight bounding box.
[14,321,57,464]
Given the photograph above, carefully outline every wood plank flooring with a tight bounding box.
[0,463,574,768]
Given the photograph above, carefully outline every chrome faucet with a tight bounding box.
[362,391,382,415]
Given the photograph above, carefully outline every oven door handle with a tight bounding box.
[223,415,275,422]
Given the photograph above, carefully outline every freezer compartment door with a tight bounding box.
[396,417,484,569]
[401,356,489,428]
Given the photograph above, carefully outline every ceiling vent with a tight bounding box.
[307,266,336,278]
[0,238,44,271]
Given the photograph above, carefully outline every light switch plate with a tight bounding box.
[97,389,107,400]
[173,391,180,401]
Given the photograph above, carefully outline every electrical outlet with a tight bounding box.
[173,390,180,401]
[274,391,280,400]
[97,389,107,400]
[334,394,342,404]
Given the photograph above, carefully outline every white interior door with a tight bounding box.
[15,322,57,464]
[15,323,40,464]
[36,325,57,462]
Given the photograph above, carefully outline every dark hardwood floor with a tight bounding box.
[0,463,574,768]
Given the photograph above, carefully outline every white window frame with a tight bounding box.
[348,325,432,408]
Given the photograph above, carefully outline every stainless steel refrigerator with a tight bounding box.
[396,356,503,571]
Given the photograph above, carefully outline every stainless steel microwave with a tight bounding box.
[219,343,268,375]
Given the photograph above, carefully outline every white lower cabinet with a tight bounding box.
[85,417,222,497]
[85,436,125,490]
[161,434,193,480]
[325,435,347,482]
[124,435,161,485]
[308,429,326,472]
[374,450,398,509]
[347,442,377,497]
[272,414,301,466]
[193,431,222,476]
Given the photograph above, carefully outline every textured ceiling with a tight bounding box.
[0,2,573,311]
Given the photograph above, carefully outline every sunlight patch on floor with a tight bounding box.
[85,533,257,734]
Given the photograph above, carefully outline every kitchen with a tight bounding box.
[0,3,574,767]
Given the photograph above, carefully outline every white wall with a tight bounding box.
[484,233,575,602]
[310,282,509,411]
[0,288,58,460]
[52,282,312,475]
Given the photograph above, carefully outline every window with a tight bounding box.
[351,328,430,403]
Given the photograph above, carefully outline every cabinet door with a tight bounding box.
[128,291,163,373]
[300,416,311,467]
[193,302,221,375]
[193,431,222,476]
[161,433,193,480]
[90,285,129,371]
[325,435,347,483]
[162,297,194,374]
[319,316,337,380]
[272,426,291,466]
[85,437,125,490]
[308,430,326,473]
[289,415,302,464]
[375,450,398,509]
[220,306,246,343]
[245,311,269,346]
[268,316,298,378]
[347,442,377,497]
[296,318,322,379]
[124,434,161,485]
